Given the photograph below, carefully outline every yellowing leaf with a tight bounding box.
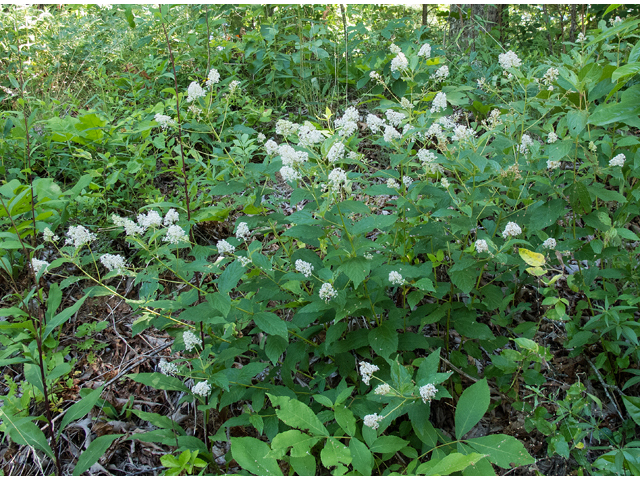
[526,266,547,277]
[519,248,546,267]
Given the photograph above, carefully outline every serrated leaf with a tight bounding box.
[217,260,245,294]
[465,434,535,468]
[455,379,490,439]
[73,434,122,475]
[349,437,373,475]
[269,430,318,458]
[253,311,289,339]
[231,437,282,476]
[338,256,370,289]
[416,452,487,475]
[369,322,398,359]
[268,394,329,436]
[320,437,352,468]
[519,248,545,267]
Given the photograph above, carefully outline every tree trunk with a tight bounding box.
[570,5,577,42]
[498,5,508,43]
[422,4,428,26]
[543,5,552,56]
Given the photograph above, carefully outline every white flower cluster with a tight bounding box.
[369,71,383,84]
[280,165,300,183]
[430,92,447,113]
[112,215,145,236]
[236,222,250,241]
[100,253,127,274]
[431,65,449,82]
[278,144,308,167]
[402,176,413,187]
[400,97,412,110]
[390,52,409,74]
[547,159,561,170]
[610,153,625,167]
[43,227,59,243]
[335,107,359,137]
[475,239,489,253]
[547,132,558,144]
[137,210,163,229]
[257,133,266,143]
[438,116,456,129]
[498,50,522,70]
[217,239,235,255]
[206,68,220,88]
[164,209,180,226]
[238,256,252,267]
[228,80,241,94]
[418,43,431,58]
[417,149,437,165]
[366,114,386,134]
[31,258,49,273]
[383,125,401,143]
[328,168,348,191]
[441,178,450,188]
[265,139,278,156]
[542,67,559,90]
[374,384,391,395]
[502,221,522,238]
[359,361,380,385]
[419,384,438,403]
[451,124,476,143]
[319,283,337,302]
[186,81,206,102]
[389,43,401,54]
[276,119,299,137]
[385,110,405,127]
[183,331,202,351]
[154,113,176,129]
[158,359,179,376]
[518,134,535,155]
[65,226,97,249]
[295,259,314,278]
[164,225,189,244]
[364,413,383,430]
[327,141,345,163]
[389,271,404,285]
[297,122,324,147]
[543,238,557,249]
[387,178,400,189]
[477,77,486,90]
[577,32,586,43]
[427,123,446,142]
[191,380,211,396]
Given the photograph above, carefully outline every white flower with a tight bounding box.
[502,221,522,238]
[451,124,476,143]
[278,144,307,167]
[364,413,383,430]
[364,253,373,260]
[366,114,386,134]
[183,331,202,351]
[65,226,97,249]
[431,65,449,82]
[577,32,586,43]
[327,141,346,163]
[477,77,486,89]
[276,119,299,137]
[100,254,127,274]
[257,133,266,143]
[441,178,450,188]
[335,107,359,137]
[475,239,489,253]
[547,160,561,170]
[217,45,224,51]
[609,153,625,167]
[191,380,211,396]
[418,43,431,58]
[498,50,522,70]
[400,97,412,109]
[542,67,559,86]
[295,259,314,278]
[418,149,437,164]
[228,80,241,94]
[348,151,360,160]
[374,384,391,395]
[280,165,300,183]
[206,68,220,88]
[387,178,400,189]
[543,238,557,249]
[186,81,206,102]
[154,113,176,129]
[383,125,401,143]
[236,222,250,242]
[43,227,59,243]
[390,52,409,73]
[389,43,401,54]
[589,141,597,152]
[112,215,145,236]
[238,256,252,267]
[319,283,337,302]
[359,361,380,385]
[297,122,324,147]
[369,71,383,84]
[265,139,278,156]
[328,168,348,190]
[188,105,202,118]
[518,134,535,155]
[430,92,447,113]
[389,271,404,285]
[164,208,180,226]
[217,239,235,255]
[402,176,413,187]
[419,384,438,403]
[158,359,179,376]
[427,123,444,140]
[547,132,558,144]
[137,210,163,229]
[164,225,190,244]
[385,110,405,127]
[31,258,49,273]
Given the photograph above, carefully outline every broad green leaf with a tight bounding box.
[73,434,122,475]
[268,394,330,436]
[334,404,356,436]
[370,435,409,454]
[455,379,490,439]
[622,396,640,427]
[611,62,640,82]
[449,257,478,294]
[369,322,398,359]
[43,294,88,341]
[416,452,486,475]
[320,437,352,468]
[1,413,55,460]
[465,434,535,468]
[519,248,545,267]
[349,437,373,475]
[526,266,547,276]
[268,430,318,458]
[253,311,289,339]
[23,363,45,396]
[338,256,370,289]
[126,373,190,392]
[217,260,245,294]
[290,455,316,475]
[60,386,104,432]
[231,437,281,475]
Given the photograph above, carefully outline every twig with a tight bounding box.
[584,356,625,421]
[102,340,175,389]
[438,354,511,402]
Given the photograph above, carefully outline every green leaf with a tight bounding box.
[622,396,640,427]
[269,430,319,458]
[338,256,370,289]
[351,214,398,235]
[449,257,477,294]
[126,373,190,392]
[60,387,104,432]
[349,437,373,475]
[231,437,282,476]
[334,404,356,436]
[43,294,88,341]
[465,434,535,468]
[455,379,490,439]
[320,437,352,468]
[1,413,55,460]
[546,139,573,163]
[369,321,398,359]
[45,283,62,323]
[612,62,640,82]
[217,260,245,294]
[567,181,592,215]
[23,363,45,396]
[268,394,330,436]
[290,455,316,475]
[566,109,588,137]
[519,248,545,267]
[370,435,409,453]
[416,452,486,475]
[73,434,122,475]
[253,311,289,340]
